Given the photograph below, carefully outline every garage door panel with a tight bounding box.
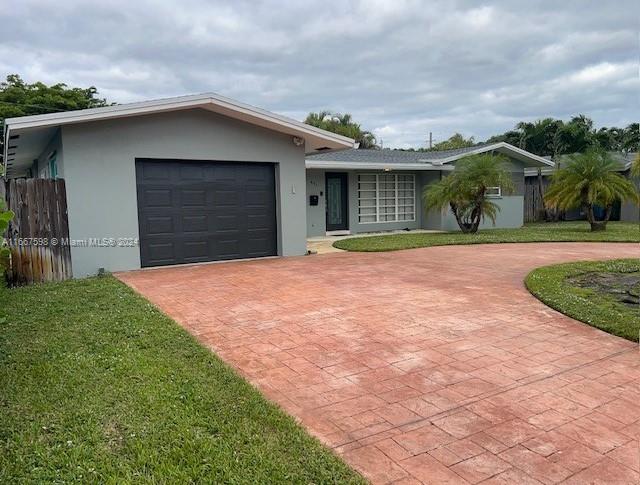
[145,241,177,265]
[143,188,173,207]
[211,164,238,181]
[214,214,242,232]
[136,159,276,267]
[180,189,207,207]
[245,189,272,206]
[246,238,273,256]
[145,215,174,235]
[183,240,209,261]
[141,164,172,180]
[182,214,208,233]
[214,190,239,206]
[216,238,242,259]
[179,164,206,180]
[247,213,273,229]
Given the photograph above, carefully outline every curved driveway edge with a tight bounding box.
[117,243,640,484]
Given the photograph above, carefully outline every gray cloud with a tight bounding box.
[2,0,637,148]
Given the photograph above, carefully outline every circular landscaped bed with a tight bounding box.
[525,258,640,342]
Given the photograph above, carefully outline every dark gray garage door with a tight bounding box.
[136,159,277,267]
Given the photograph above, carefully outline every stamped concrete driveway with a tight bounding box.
[117,243,640,484]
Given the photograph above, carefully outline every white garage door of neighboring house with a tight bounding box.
[135,159,277,267]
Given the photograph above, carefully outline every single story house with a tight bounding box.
[523,152,639,223]
[306,144,553,236]
[3,93,552,277]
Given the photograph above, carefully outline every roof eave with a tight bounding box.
[428,142,554,167]
[4,93,355,152]
[305,160,453,171]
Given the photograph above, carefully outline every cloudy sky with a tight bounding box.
[2,0,637,148]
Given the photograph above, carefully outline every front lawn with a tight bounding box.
[333,221,640,252]
[525,259,640,342]
[0,277,364,483]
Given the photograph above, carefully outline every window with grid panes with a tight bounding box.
[357,173,415,223]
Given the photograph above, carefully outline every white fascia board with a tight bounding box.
[2,123,8,177]
[305,160,453,171]
[420,142,554,167]
[5,93,355,149]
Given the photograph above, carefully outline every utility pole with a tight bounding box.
[429,132,433,149]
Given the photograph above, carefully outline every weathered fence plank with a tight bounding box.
[3,178,72,285]
[524,176,550,223]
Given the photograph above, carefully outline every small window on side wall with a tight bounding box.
[486,186,501,198]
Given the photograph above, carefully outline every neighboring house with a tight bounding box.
[2,93,552,277]
[306,143,553,236]
[523,152,639,223]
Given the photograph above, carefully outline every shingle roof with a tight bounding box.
[306,142,554,169]
[307,145,483,164]
[524,151,637,176]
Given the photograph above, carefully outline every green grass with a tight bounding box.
[525,259,640,342]
[333,221,640,252]
[0,276,364,484]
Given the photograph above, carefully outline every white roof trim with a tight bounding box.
[306,160,454,171]
[4,92,355,150]
[419,142,555,167]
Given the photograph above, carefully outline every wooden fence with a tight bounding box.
[2,178,72,285]
[524,176,550,223]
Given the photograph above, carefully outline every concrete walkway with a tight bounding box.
[307,229,441,254]
[118,243,640,484]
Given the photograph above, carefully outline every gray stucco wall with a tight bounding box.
[306,169,444,235]
[61,108,307,277]
[306,164,525,236]
[306,169,326,237]
[440,196,524,231]
[430,160,526,231]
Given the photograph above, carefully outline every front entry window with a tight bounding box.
[327,177,343,226]
[326,173,348,231]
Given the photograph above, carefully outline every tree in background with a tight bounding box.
[423,153,514,234]
[304,111,378,149]
[622,123,640,153]
[487,116,639,157]
[0,74,110,171]
[429,133,475,151]
[545,150,639,231]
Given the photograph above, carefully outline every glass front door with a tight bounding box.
[326,172,348,231]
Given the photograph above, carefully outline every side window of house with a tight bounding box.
[486,186,501,198]
[41,151,58,179]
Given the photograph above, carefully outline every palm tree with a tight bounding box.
[424,154,514,233]
[545,150,639,231]
[304,111,378,149]
[631,153,640,178]
[513,118,569,157]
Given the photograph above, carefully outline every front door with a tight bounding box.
[325,172,349,231]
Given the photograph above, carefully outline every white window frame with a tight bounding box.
[486,186,502,198]
[357,173,416,223]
